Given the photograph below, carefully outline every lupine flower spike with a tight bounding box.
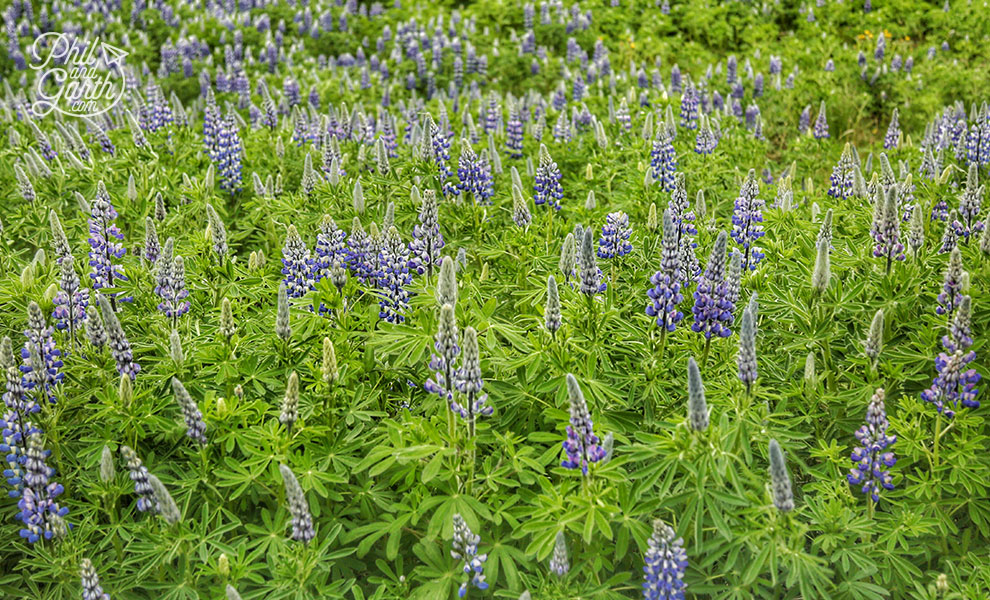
[686,357,708,431]
[98,295,140,380]
[561,374,607,476]
[451,513,489,598]
[549,531,569,576]
[81,558,110,600]
[171,378,207,445]
[768,439,795,512]
[545,275,562,336]
[737,303,757,393]
[864,309,883,363]
[279,464,315,544]
[848,388,896,504]
[642,519,688,600]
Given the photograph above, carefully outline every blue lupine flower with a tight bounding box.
[428,117,459,198]
[921,349,980,418]
[88,181,130,306]
[799,104,811,135]
[691,231,734,339]
[642,519,688,600]
[424,303,459,405]
[552,111,571,143]
[121,445,158,513]
[873,188,905,272]
[97,295,140,380]
[617,98,632,132]
[451,513,489,598]
[409,189,444,276]
[578,229,606,296]
[694,115,717,155]
[828,144,856,200]
[668,174,699,286]
[884,109,901,149]
[650,131,678,192]
[376,227,412,323]
[346,219,376,284]
[730,170,766,270]
[875,32,886,61]
[17,432,69,543]
[172,378,207,446]
[943,295,972,353]
[534,144,564,210]
[813,101,829,139]
[81,558,110,600]
[457,141,494,205]
[561,373,607,475]
[153,247,190,323]
[848,388,896,503]
[312,216,348,283]
[216,111,244,193]
[550,531,570,576]
[598,212,633,258]
[647,210,684,332]
[281,225,315,298]
[679,85,698,130]
[451,327,493,429]
[23,302,63,404]
[506,105,524,158]
[279,464,316,544]
[955,163,985,240]
[936,247,964,316]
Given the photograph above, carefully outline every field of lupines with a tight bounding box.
[2,0,990,598]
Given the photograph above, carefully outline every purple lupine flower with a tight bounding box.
[828,144,856,200]
[216,111,244,193]
[281,225,314,298]
[279,464,315,544]
[647,210,684,333]
[427,117,459,198]
[598,212,633,259]
[346,219,375,284]
[617,98,632,132]
[506,105,524,158]
[955,163,985,240]
[457,141,494,205]
[451,513,489,598]
[668,174,699,286]
[694,115,717,155]
[799,104,811,135]
[873,187,905,272]
[171,378,207,446]
[424,302,459,405]
[921,349,980,418]
[875,32,886,62]
[52,256,89,345]
[376,227,412,323]
[650,131,678,192]
[884,109,901,149]
[642,519,688,600]
[312,216,348,283]
[943,295,972,353]
[2,358,43,495]
[28,121,56,162]
[155,255,191,325]
[812,101,829,139]
[691,231,734,339]
[87,182,130,306]
[848,388,896,503]
[451,327,493,433]
[578,229,605,296]
[561,374,607,475]
[22,302,63,405]
[936,247,964,315]
[409,189,444,277]
[17,432,69,543]
[534,144,564,210]
[679,85,699,130]
[80,558,110,600]
[730,171,766,270]
[97,295,140,380]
